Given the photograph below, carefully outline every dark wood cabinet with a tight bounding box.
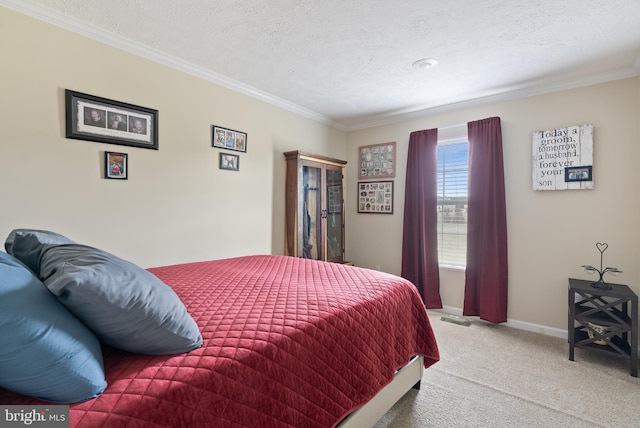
[568,278,638,377]
[284,151,346,263]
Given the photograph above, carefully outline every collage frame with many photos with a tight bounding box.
[358,180,393,214]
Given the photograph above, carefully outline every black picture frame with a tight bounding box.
[219,152,239,171]
[357,180,394,214]
[565,165,592,182]
[212,125,247,152]
[105,152,128,180]
[65,89,158,150]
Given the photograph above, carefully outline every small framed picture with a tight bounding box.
[357,180,394,214]
[565,166,592,182]
[212,125,247,153]
[219,152,239,171]
[105,152,128,179]
[65,90,158,150]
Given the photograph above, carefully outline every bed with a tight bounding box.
[0,230,439,427]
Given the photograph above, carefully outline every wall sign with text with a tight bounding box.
[532,124,593,191]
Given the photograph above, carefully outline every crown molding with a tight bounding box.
[3,0,639,134]
[344,67,640,132]
[1,0,344,130]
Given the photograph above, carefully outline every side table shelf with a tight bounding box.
[568,278,638,377]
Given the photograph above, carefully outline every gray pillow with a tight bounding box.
[4,229,75,273]
[6,229,202,355]
[23,240,203,356]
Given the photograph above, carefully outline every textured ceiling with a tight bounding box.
[6,0,640,130]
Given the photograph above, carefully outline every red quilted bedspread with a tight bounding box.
[0,255,439,427]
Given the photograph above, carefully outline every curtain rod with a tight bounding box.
[438,122,467,131]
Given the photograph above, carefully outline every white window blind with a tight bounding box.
[437,140,469,267]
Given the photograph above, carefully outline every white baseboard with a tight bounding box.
[437,306,640,354]
[438,305,567,339]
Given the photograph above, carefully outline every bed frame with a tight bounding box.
[338,355,424,427]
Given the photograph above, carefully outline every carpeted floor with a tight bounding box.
[375,310,640,427]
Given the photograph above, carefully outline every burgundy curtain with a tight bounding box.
[401,128,442,308]
[463,117,508,323]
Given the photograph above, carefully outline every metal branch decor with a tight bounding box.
[580,242,622,290]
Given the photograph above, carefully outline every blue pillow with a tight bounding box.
[38,244,203,355]
[0,251,106,403]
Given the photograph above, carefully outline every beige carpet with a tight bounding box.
[375,310,640,428]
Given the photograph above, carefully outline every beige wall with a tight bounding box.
[0,8,347,268]
[3,7,639,333]
[346,77,640,332]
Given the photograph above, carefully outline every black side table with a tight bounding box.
[568,278,638,377]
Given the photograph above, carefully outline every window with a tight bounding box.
[437,140,469,267]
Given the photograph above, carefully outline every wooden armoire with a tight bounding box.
[284,151,347,263]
